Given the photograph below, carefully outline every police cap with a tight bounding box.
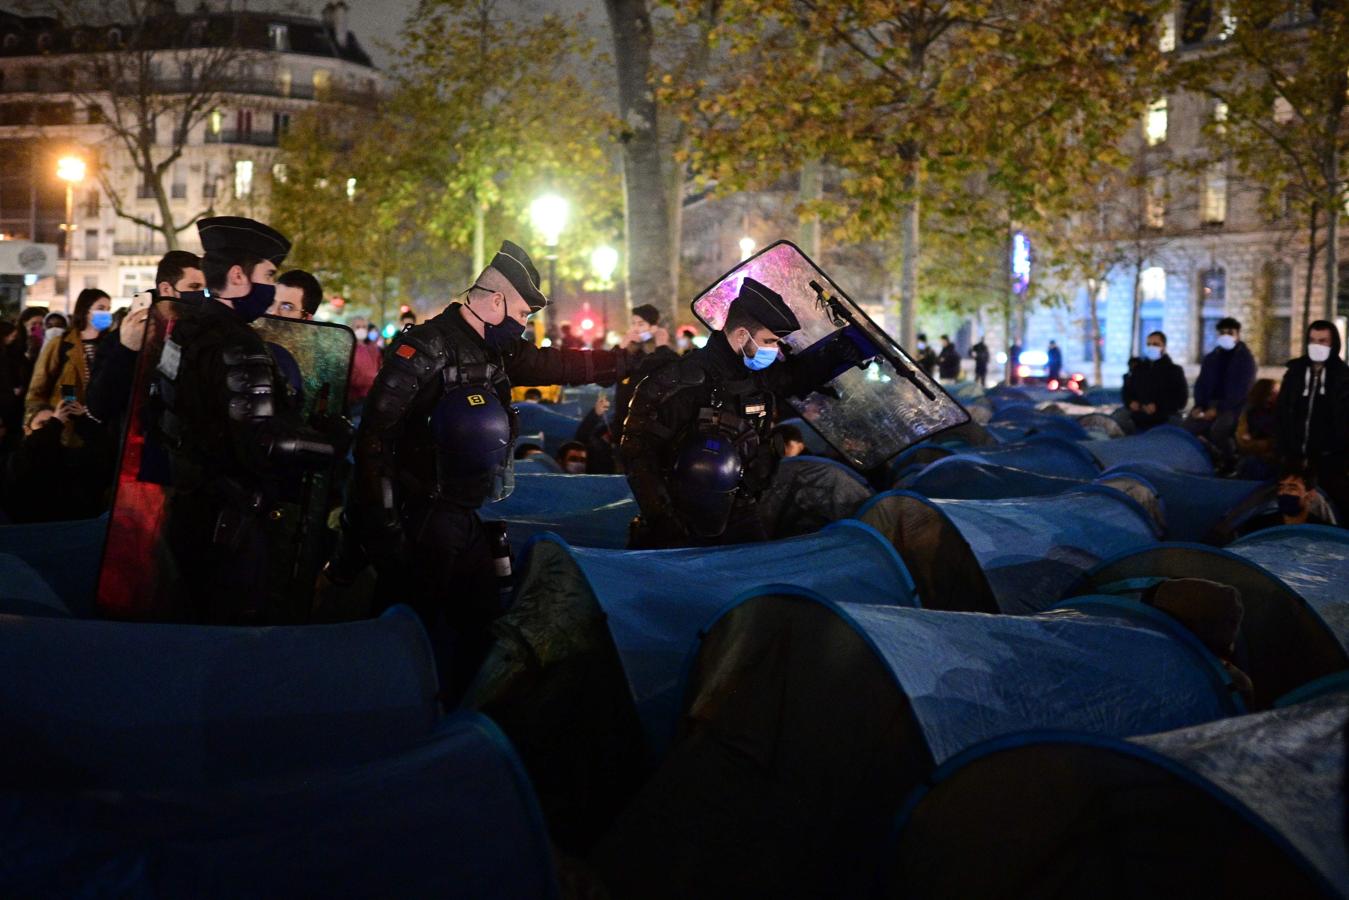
[732,277,799,336]
[197,216,291,266]
[490,240,548,311]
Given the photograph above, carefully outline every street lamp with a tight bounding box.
[56,155,86,315]
[739,235,756,261]
[590,245,619,345]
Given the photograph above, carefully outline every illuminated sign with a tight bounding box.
[1011,232,1031,295]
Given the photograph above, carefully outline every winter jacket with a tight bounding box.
[1193,341,1257,414]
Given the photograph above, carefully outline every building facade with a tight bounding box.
[0,1,378,314]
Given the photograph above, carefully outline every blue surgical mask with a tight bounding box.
[639,331,653,343]
[90,310,113,331]
[231,282,276,323]
[742,334,779,371]
[1143,345,1163,361]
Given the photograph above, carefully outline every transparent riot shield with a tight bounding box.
[691,240,969,470]
[96,303,354,620]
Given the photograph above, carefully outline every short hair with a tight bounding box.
[1278,458,1317,489]
[772,423,804,446]
[277,269,323,316]
[202,249,265,292]
[523,388,543,401]
[1217,317,1241,332]
[513,442,544,460]
[632,304,660,326]
[18,306,47,327]
[723,301,760,336]
[1147,330,1167,345]
[400,309,417,322]
[556,440,586,460]
[155,250,201,291]
[940,334,950,341]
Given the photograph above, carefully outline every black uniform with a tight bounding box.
[621,328,858,548]
[1275,324,1349,514]
[155,299,344,622]
[1121,353,1189,431]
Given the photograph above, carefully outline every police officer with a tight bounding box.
[154,216,348,623]
[337,241,629,685]
[620,277,868,548]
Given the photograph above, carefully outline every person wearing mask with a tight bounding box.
[1,399,115,523]
[937,334,961,382]
[25,288,111,435]
[328,240,630,693]
[1235,378,1280,481]
[555,440,588,474]
[676,326,698,355]
[970,337,990,388]
[268,269,324,320]
[575,393,616,473]
[612,304,678,447]
[1046,340,1063,383]
[914,332,937,379]
[346,318,383,414]
[1122,330,1188,433]
[1275,320,1349,514]
[17,306,48,367]
[399,308,418,331]
[1235,462,1335,535]
[41,312,68,346]
[1188,317,1257,470]
[621,277,871,548]
[522,387,545,402]
[1007,337,1023,385]
[152,217,349,623]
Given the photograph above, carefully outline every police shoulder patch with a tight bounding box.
[395,343,417,360]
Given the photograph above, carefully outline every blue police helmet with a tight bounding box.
[672,433,743,537]
[429,385,513,474]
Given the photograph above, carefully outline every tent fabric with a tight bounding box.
[902,457,1086,500]
[592,589,1239,899]
[1066,544,1349,709]
[892,694,1348,899]
[0,516,106,616]
[513,401,583,455]
[989,404,1090,441]
[1097,462,1264,541]
[0,713,558,900]
[0,605,440,790]
[1228,525,1349,653]
[933,435,1102,481]
[860,487,1159,615]
[481,473,637,548]
[1082,424,1213,475]
[756,456,873,537]
[1276,671,1349,708]
[0,554,70,618]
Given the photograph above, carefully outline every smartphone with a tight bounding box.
[129,291,153,314]
[60,384,77,403]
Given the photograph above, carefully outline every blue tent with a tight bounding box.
[591,588,1240,899]
[513,401,583,455]
[0,516,106,615]
[902,457,1086,499]
[462,524,917,850]
[0,606,440,790]
[1082,424,1213,475]
[1082,385,1122,406]
[891,693,1348,899]
[0,554,71,618]
[1067,542,1349,709]
[1228,525,1349,652]
[481,473,637,548]
[1097,462,1264,541]
[0,713,558,899]
[859,487,1159,614]
[935,435,1101,480]
[989,404,1090,441]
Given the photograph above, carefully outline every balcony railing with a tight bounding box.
[204,129,279,146]
[0,74,378,104]
[112,242,160,256]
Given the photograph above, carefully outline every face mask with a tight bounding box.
[677,337,690,351]
[917,341,927,350]
[231,282,276,323]
[1216,334,1237,351]
[1276,493,1304,517]
[354,328,369,342]
[178,290,207,305]
[639,331,653,343]
[44,327,64,343]
[465,295,527,351]
[1308,343,1331,363]
[563,461,586,474]
[90,310,114,332]
[1143,345,1163,361]
[741,334,779,371]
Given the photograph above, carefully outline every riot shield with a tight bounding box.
[691,241,969,470]
[96,303,354,620]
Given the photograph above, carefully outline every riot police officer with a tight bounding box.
[154,216,348,623]
[621,277,868,548]
[337,241,629,686]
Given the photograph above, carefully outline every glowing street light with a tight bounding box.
[56,155,86,314]
[739,235,756,260]
[529,193,569,249]
[590,245,619,284]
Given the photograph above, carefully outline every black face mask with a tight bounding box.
[229,282,276,324]
[465,291,527,351]
[1277,493,1304,517]
[177,290,207,305]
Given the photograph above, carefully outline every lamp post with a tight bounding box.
[529,191,569,310]
[590,245,618,346]
[56,155,86,315]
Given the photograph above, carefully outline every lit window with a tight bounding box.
[277,67,292,97]
[208,109,222,134]
[1201,162,1227,224]
[1145,98,1167,146]
[313,68,331,100]
[234,159,254,198]
[268,23,289,52]
[1159,13,1176,52]
[345,177,357,200]
[272,163,288,184]
[1146,175,1166,228]
[1273,97,1293,124]
[1142,267,1167,302]
[1212,101,1228,135]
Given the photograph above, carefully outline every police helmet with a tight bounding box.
[429,385,513,475]
[672,433,743,538]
